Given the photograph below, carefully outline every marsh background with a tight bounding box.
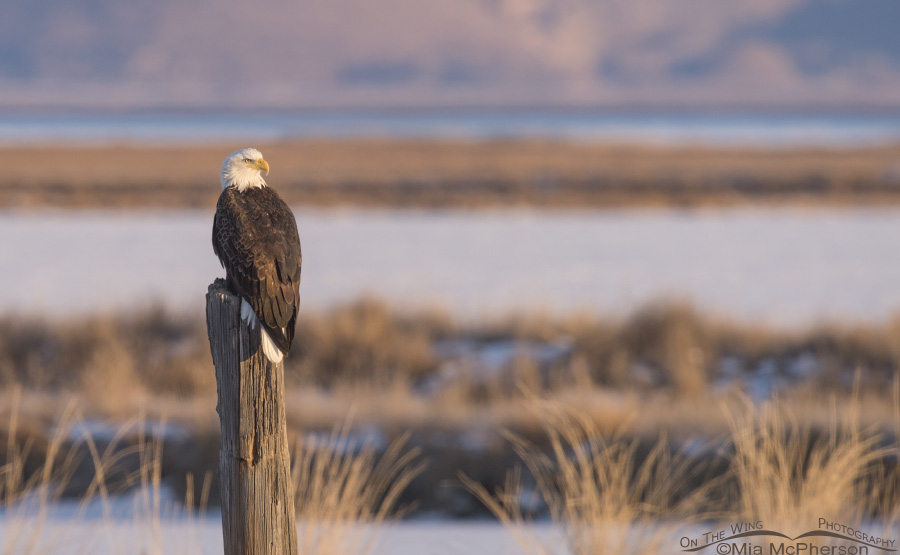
[1,1,900,553]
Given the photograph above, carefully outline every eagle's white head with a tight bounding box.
[221,148,270,191]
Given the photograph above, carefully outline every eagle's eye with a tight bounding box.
[242,158,252,163]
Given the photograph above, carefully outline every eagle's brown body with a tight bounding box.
[212,185,302,355]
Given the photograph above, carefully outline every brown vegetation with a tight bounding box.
[0,401,424,555]
[0,300,898,522]
[4,386,894,554]
[2,141,900,209]
[466,393,900,554]
[1,300,899,409]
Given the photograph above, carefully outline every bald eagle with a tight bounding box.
[212,148,301,363]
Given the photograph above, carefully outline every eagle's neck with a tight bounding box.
[221,166,267,192]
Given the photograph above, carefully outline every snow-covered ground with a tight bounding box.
[0,511,562,555]
[2,207,899,324]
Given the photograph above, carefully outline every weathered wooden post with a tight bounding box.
[206,278,299,555]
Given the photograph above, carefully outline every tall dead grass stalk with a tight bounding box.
[464,399,713,555]
[2,395,427,555]
[726,389,888,534]
[0,404,183,555]
[292,420,426,555]
[468,383,900,555]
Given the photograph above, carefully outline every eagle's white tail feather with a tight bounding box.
[240,299,284,363]
[260,329,284,363]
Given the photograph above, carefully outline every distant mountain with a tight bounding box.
[1,0,898,110]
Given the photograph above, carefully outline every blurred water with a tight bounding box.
[2,112,900,147]
[1,208,898,325]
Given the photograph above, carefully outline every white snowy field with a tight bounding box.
[1,207,899,324]
[0,514,562,555]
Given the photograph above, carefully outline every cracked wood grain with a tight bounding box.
[206,279,298,555]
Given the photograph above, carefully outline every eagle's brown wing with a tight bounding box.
[213,185,301,354]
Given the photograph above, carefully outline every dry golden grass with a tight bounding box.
[463,394,719,555]
[293,298,448,387]
[0,398,423,555]
[727,400,882,532]
[465,389,900,555]
[0,371,897,553]
[1,300,899,435]
[2,140,900,209]
[1,393,893,552]
[292,421,425,555]
[0,394,172,555]
[2,300,900,525]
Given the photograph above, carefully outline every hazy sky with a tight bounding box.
[2,0,898,110]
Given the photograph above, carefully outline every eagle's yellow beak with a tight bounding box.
[254,158,270,175]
